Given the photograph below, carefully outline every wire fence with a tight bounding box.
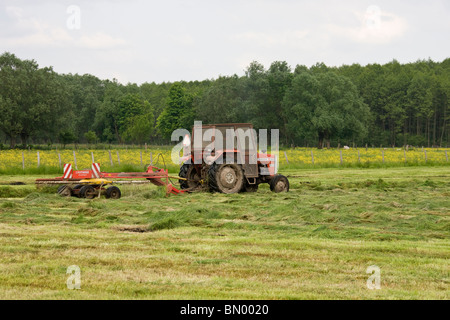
[0,148,449,171]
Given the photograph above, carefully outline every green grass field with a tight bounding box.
[0,166,448,299]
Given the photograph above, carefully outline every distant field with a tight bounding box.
[0,166,448,299]
[0,147,449,175]
[0,147,179,175]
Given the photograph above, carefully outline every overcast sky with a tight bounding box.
[1,0,449,84]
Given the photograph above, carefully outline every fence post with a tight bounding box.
[358,150,361,163]
[58,153,62,169]
[109,150,113,166]
[340,150,343,165]
[404,150,407,164]
[140,151,143,165]
[73,150,78,169]
[22,152,25,170]
[382,150,385,164]
[424,150,427,163]
[117,151,121,165]
[37,151,40,167]
[284,151,289,164]
[311,150,314,165]
[446,151,448,162]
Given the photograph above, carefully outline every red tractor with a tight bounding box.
[178,123,289,194]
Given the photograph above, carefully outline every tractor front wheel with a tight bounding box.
[208,163,244,194]
[270,175,289,193]
[179,164,202,190]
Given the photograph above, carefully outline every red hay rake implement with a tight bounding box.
[35,163,185,199]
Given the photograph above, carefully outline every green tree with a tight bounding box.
[157,82,195,140]
[0,95,21,148]
[1,51,449,148]
[84,130,98,145]
[117,94,149,135]
[64,74,104,141]
[406,72,431,145]
[140,82,171,118]
[243,61,270,129]
[381,61,411,146]
[123,111,154,145]
[94,80,124,143]
[59,130,76,148]
[0,52,64,147]
[267,61,293,144]
[283,71,370,148]
[102,127,115,143]
[197,75,247,124]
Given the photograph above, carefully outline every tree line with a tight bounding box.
[0,52,449,149]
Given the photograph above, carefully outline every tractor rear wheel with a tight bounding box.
[179,164,201,190]
[270,175,289,193]
[208,163,244,194]
[106,186,121,199]
[80,185,97,199]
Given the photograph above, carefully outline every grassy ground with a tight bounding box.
[0,167,448,299]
